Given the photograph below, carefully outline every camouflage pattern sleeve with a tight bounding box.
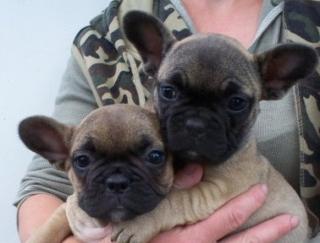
[71,0,192,108]
[283,0,320,235]
[72,0,148,107]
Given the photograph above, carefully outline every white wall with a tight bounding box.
[0,1,110,242]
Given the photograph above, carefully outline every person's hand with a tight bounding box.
[150,164,299,242]
[151,183,299,243]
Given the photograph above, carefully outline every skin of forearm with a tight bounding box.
[18,194,64,243]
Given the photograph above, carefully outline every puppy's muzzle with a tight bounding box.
[185,117,206,133]
[106,174,130,194]
[174,108,222,136]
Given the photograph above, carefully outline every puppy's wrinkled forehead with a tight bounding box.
[159,34,261,96]
[72,105,161,154]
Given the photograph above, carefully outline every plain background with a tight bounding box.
[0,0,110,242]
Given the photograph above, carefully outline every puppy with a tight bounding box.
[110,11,319,243]
[19,104,174,243]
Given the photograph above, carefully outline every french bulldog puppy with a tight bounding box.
[111,11,319,243]
[19,104,174,243]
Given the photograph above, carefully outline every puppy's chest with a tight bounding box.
[203,155,270,190]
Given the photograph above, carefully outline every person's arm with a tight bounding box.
[151,183,298,243]
[18,194,65,243]
[18,160,297,243]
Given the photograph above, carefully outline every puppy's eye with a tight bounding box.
[160,85,178,101]
[73,153,92,170]
[227,95,249,112]
[147,150,165,165]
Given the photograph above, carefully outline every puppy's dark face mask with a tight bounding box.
[73,123,170,223]
[157,71,256,163]
[19,104,173,223]
[123,11,318,164]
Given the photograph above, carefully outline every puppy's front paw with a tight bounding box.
[112,219,159,243]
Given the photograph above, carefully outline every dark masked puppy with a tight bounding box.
[110,11,319,243]
[19,104,173,243]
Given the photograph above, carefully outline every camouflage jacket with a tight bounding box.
[72,0,320,234]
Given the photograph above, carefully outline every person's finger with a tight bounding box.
[173,163,203,189]
[220,214,299,243]
[186,184,268,240]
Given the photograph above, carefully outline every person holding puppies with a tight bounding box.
[16,0,320,242]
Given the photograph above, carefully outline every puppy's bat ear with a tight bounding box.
[256,44,318,100]
[18,116,74,170]
[123,11,176,76]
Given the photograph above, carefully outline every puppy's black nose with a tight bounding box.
[106,174,130,193]
[185,117,206,132]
